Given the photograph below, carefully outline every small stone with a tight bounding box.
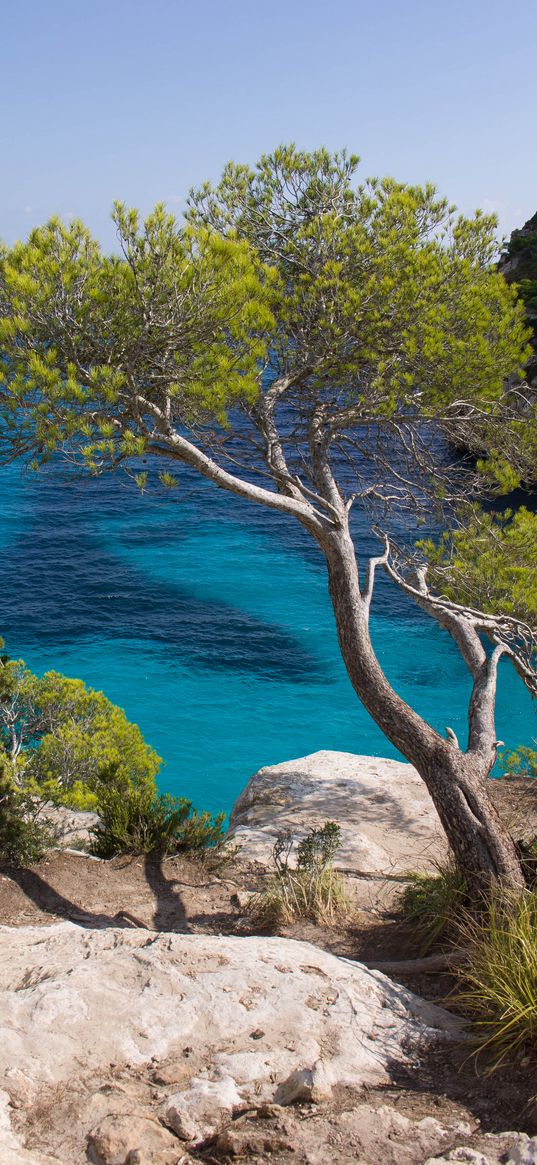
[151,1063,190,1087]
[160,1098,200,1142]
[87,1113,179,1165]
[256,1104,285,1120]
[216,1128,242,1156]
[274,1061,333,1106]
[230,890,255,911]
[216,1128,294,1157]
[507,1135,537,1165]
[161,1076,242,1140]
[250,1029,265,1040]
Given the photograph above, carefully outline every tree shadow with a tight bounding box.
[5,865,132,929]
[143,852,189,932]
[4,854,222,935]
[386,1026,537,1137]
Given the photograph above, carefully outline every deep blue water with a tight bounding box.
[0,461,534,815]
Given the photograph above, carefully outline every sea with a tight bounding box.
[0,458,534,817]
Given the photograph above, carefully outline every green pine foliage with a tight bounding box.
[0,146,532,494]
[419,506,537,629]
[0,758,56,865]
[501,745,537,779]
[0,648,161,808]
[0,643,227,863]
[89,769,226,858]
[0,206,275,472]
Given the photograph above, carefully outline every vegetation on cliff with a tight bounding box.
[0,146,535,897]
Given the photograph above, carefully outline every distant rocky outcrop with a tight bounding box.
[499,211,537,390]
[229,751,447,879]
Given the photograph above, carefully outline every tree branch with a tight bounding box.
[362,538,389,615]
[467,641,508,761]
[137,397,329,535]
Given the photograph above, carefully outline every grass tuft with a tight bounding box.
[247,822,351,928]
[455,888,537,1069]
[398,860,467,955]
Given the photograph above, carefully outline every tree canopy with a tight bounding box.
[421,507,537,628]
[0,147,532,497]
[0,145,536,892]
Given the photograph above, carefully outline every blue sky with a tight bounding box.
[2,0,535,249]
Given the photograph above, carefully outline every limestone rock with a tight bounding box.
[274,1061,334,1105]
[159,1094,200,1141]
[87,1113,180,1165]
[44,802,100,849]
[161,1074,242,1139]
[507,1135,537,1165]
[0,922,461,1163]
[216,1124,295,1156]
[229,750,447,874]
[424,1134,537,1165]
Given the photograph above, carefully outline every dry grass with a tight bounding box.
[247,822,351,928]
[398,859,467,955]
[455,888,537,1069]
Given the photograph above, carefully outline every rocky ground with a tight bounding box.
[0,753,536,1164]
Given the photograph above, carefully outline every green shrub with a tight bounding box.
[248,822,350,928]
[89,771,226,858]
[0,766,56,865]
[177,808,228,853]
[398,860,468,955]
[519,278,537,313]
[500,745,537,779]
[456,888,537,1068]
[0,647,161,809]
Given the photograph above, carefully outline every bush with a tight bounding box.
[456,888,537,1068]
[89,771,226,858]
[398,860,467,955]
[0,767,56,865]
[500,745,537,780]
[248,822,350,928]
[0,649,161,809]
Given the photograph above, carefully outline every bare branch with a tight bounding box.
[138,402,329,535]
[362,535,389,615]
[467,642,509,762]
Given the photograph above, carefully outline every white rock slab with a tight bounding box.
[0,922,461,1161]
[229,750,447,874]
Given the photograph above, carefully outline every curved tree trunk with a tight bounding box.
[322,524,525,895]
[155,418,525,896]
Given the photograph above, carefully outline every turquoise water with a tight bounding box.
[0,460,534,815]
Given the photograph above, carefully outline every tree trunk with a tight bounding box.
[418,745,525,895]
[322,525,525,895]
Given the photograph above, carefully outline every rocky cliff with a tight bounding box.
[499,210,537,390]
[0,752,535,1165]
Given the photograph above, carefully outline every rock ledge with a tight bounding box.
[229,750,447,875]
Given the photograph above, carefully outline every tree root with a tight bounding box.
[364,951,467,974]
